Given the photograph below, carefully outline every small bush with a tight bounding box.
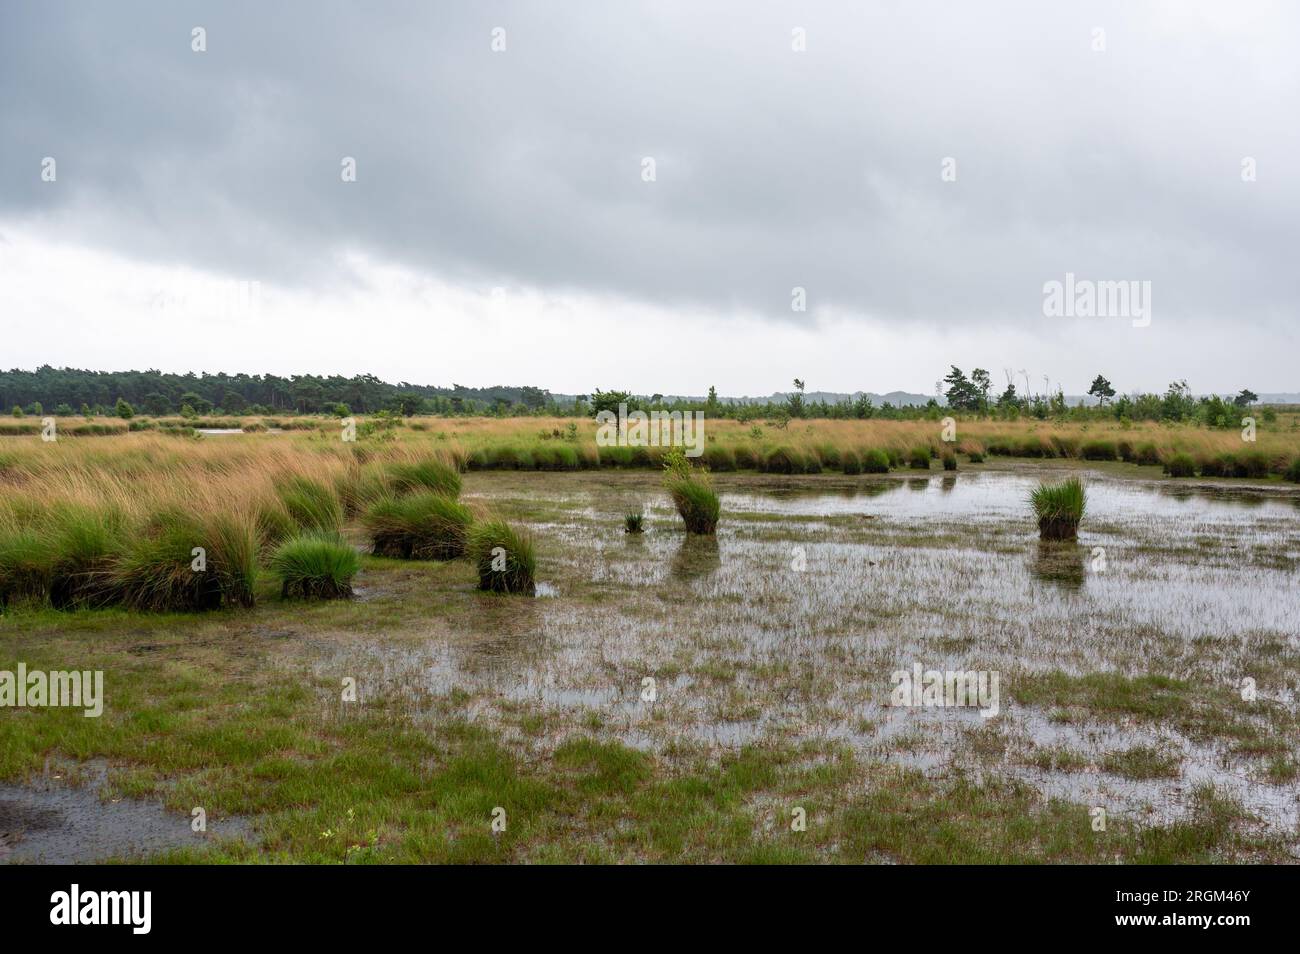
[862,449,891,473]
[1030,477,1087,540]
[1163,453,1196,478]
[1080,440,1117,461]
[269,532,360,599]
[908,447,931,470]
[467,519,537,595]
[363,492,473,560]
[841,450,862,475]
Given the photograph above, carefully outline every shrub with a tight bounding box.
[467,519,537,595]
[1163,453,1196,478]
[1030,477,1086,540]
[386,457,461,497]
[269,532,360,599]
[363,492,473,560]
[908,447,931,470]
[862,449,891,473]
[1081,440,1117,461]
[841,450,862,475]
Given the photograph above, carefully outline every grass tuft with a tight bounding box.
[467,519,537,594]
[268,532,360,599]
[1029,477,1086,540]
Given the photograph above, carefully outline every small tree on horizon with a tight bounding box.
[1088,374,1116,406]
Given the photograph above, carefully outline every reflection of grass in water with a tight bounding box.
[1030,540,1086,587]
[670,535,721,581]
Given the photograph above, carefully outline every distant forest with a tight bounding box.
[0,366,1284,427]
[1,366,556,417]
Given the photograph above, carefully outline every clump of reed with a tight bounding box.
[841,450,862,475]
[1080,439,1118,461]
[941,453,957,471]
[113,508,257,611]
[1029,477,1087,541]
[624,510,645,534]
[1163,453,1197,478]
[1286,457,1300,483]
[908,447,932,470]
[662,447,720,534]
[385,456,462,497]
[363,491,473,560]
[467,519,537,595]
[861,448,891,473]
[967,450,985,464]
[275,475,344,533]
[1134,442,1161,466]
[268,532,360,599]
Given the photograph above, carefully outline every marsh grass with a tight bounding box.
[276,475,344,533]
[386,456,462,497]
[363,491,474,560]
[908,447,931,470]
[623,510,645,534]
[1164,453,1197,478]
[663,447,720,534]
[268,532,361,599]
[467,519,537,594]
[1029,477,1086,540]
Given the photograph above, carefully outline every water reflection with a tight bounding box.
[670,535,722,581]
[1030,540,1087,588]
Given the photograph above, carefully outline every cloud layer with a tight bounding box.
[1,0,1296,393]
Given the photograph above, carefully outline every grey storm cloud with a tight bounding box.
[1,0,1298,328]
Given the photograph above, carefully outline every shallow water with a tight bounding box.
[0,761,248,864]
[324,467,1300,836]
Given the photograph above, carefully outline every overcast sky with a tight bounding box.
[1,1,1296,396]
